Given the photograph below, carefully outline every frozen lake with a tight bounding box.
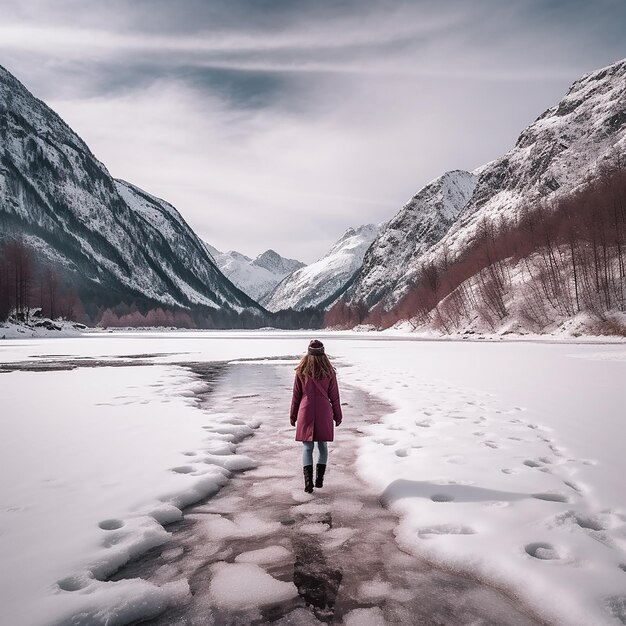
[1,331,625,625]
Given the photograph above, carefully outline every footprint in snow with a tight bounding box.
[525,542,562,560]
[57,575,89,592]
[548,444,564,456]
[431,493,455,502]
[373,437,397,446]
[481,441,498,449]
[532,492,569,503]
[563,480,583,493]
[524,459,542,468]
[171,465,195,474]
[562,511,608,531]
[99,518,124,530]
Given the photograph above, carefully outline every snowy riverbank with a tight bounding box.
[1,331,625,625]
[0,318,87,339]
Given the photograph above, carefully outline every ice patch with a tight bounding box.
[202,453,258,471]
[343,606,386,626]
[149,503,183,525]
[199,512,281,541]
[208,562,298,610]
[234,545,292,565]
[357,580,391,601]
[323,527,355,549]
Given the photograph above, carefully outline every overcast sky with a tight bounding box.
[1,0,625,263]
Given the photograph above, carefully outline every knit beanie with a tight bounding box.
[307,339,325,356]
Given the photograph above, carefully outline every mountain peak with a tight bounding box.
[252,249,305,274]
[203,246,304,302]
[341,170,478,310]
[262,223,381,312]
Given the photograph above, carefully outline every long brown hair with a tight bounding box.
[296,354,335,381]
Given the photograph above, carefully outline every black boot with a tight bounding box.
[303,465,314,493]
[315,463,326,488]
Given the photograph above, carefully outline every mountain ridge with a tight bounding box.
[326,56,626,333]
[0,63,261,322]
[263,223,382,312]
[203,243,305,303]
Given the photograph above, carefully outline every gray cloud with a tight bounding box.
[0,0,625,262]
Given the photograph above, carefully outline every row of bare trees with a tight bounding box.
[98,306,196,328]
[325,157,626,333]
[417,162,626,332]
[96,304,324,330]
[0,238,77,322]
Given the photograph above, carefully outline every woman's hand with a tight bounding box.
[290,419,296,427]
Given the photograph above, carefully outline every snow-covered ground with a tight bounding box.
[1,331,625,625]
[0,319,86,339]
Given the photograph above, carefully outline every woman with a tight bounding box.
[290,339,343,493]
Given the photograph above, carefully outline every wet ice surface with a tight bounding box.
[111,362,542,626]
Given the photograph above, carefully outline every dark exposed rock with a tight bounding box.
[34,319,61,330]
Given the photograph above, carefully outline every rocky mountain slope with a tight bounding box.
[204,244,304,302]
[387,56,626,310]
[0,64,259,319]
[263,224,381,312]
[329,57,626,330]
[342,170,478,310]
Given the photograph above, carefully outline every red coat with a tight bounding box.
[290,372,343,442]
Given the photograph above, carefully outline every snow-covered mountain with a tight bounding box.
[389,56,626,311]
[254,249,304,276]
[0,64,259,318]
[343,170,478,310]
[329,57,626,330]
[263,224,381,312]
[204,244,305,302]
